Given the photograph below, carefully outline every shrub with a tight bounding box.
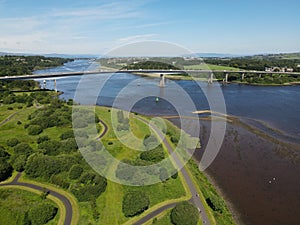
[6,138,20,147]
[122,191,150,217]
[0,159,13,181]
[11,154,27,172]
[171,201,199,225]
[37,135,50,144]
[50,174,70,189]
[140,145,165,163]
[71,172,107,202]
[38,140,60,156]
[28,125,43,135]
[28,203,58,225]
[25,154,64,180]
[60,130,74,140]
[13,143,33,156]
[0,146,10,159]
[69,165,83,180]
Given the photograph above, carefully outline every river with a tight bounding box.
[34,60,300,225]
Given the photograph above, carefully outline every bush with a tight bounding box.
[37,135,50,144]
[170,135,178,144]
[171,201,199,225]
[38,140,60,156]
[140,145,165,163]
[60,130,74,140]
[11,154,27,172]
[28,203,58,225]
[143,135,158,149]
[69,165,83,180]
[50,174,70,189]
[14,143,33,156]
[0,146,10,158]
[25,154,64,180]
[7,138,20,147]
[122,191,150,217]
[0,159,13,181]
[71,172,107,202]
[28,125,43,135]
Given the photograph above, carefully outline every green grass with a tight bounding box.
[149,209,172,225]
[187,160,235,225]
[0,188,59,225]
[184,64,240,71]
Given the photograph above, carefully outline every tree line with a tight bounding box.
[0,55,73,76]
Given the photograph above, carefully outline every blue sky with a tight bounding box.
[0,0,299,54]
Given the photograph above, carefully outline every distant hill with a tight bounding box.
[195,53,247,58]
[0,52,98,59]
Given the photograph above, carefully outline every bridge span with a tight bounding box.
[1,69,300,83]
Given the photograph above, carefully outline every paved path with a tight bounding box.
[0,110,22,126]
[0,173,73,225]
[133,117,211,225]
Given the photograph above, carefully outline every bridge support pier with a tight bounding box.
[54,79,57,92]
[159,74,165,87]
[207,72,214,84]
[259,74,262,79]
[223,73,229,84]
[242,73,245,80]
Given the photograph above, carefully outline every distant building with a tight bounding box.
[265,67,293,72]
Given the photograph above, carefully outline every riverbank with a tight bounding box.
[186,116,300,225]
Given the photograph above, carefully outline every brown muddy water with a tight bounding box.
[188,119,300,225]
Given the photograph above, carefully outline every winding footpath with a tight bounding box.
[132,117,211,225]
[98,117,211,224]
[0,173,73,225]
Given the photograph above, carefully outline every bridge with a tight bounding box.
[1,69,300,84]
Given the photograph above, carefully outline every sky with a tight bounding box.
[0,0,299,55]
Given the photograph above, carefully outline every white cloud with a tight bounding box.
[117,34,158,43]
[0,0,160,54]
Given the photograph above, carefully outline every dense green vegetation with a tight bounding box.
[170,201,199,225]
[123,61,180,70]
[0,188,58,225]
[122,191,150,217]
[0,55,72,76]
[204,53,300,72]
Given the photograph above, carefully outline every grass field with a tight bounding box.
[184,64,240,71]
[0,188,59,225]
[92,107,187,224]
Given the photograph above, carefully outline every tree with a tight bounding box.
[60,130,74,140]
[122,191,150,217]
[28,125,43,135]
[171,201,199,225]
[0,158,13,181]
[71,172,107,202]
[140,145,165,163]
[37,135,50,144]
[38,140,60,156]
[13,143,33,156]
[0,146,10,159]
[25,154,64,180]
[11,154,27,172]
[69,164,83,180]
[6,138,20,147]
[28,203,58,225]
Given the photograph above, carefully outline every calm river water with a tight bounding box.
[35,61,300,225]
